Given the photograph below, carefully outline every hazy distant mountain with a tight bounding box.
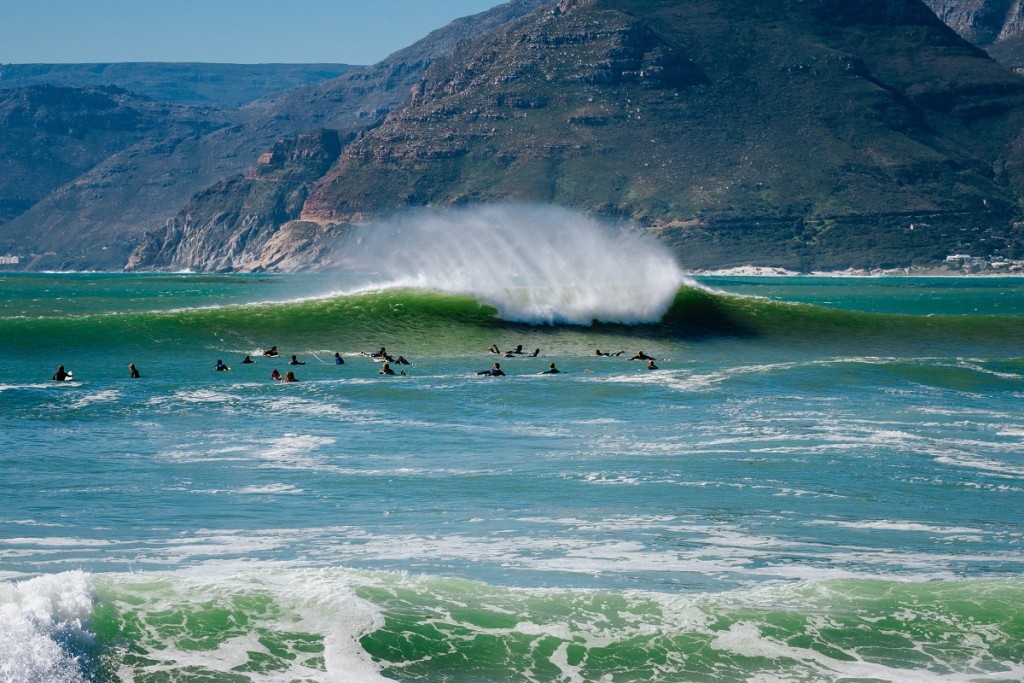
[0,85,231,267]
[0,63,356,108]
[132,0,1024,272]
[0,0,551,270]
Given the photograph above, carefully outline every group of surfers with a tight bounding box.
[51,344,659,383]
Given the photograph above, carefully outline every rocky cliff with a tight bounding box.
[2,0,552,271]
[923,0,1024,68]
[279,0,1024,271]
[126,130,347,272]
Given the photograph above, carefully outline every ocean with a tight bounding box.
[2,218,1024,682]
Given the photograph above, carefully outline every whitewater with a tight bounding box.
[2,207,1024,682]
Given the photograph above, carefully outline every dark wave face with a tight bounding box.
[5,277,1024,360]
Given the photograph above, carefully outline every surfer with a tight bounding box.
[334,352,344,365]
[271,369,282,381]
[283,370,298,382]
[129,363,140,379]
[543,362,561,374]
[595,349,625,356]
[646,359,659,370]
[263,346,279,357]
[528,349,540,357]
[487,344,501,354]
[379,361,396,375]
[52,364,70,381]
[368,347,396,362]
[215,359,230,372]
[289,355,305,365]
[630,350,654,361]
[394,355,411,365]
[242,355,255,364]
[477,362,506,377]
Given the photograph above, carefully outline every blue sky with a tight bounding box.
[0,0,507,65]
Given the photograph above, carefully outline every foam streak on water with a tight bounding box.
[333,204,688,325]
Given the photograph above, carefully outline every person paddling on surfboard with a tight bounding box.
[52,364,70,381]
[477,362,506,377]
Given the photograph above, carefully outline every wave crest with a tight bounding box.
[334,204,688,325]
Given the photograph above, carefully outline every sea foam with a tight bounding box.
[0,571,95,683]
[333,203,688,325]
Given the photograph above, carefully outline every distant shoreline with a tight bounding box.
[692,265,1024,277]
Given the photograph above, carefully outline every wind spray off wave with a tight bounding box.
[335,204,688,325]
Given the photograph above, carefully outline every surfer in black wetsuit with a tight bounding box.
[242,355,255,364]
[129,363,140,378]
[477,362,506,377]
[528,349,540,357]
[263,346,279,357]
[630,350,654,361]
[543,362,561,374]
[487,344,501,354]
[379,361,396,375]
[646,359,659,370]
[334,352,344,365]
[394,356,411,365]
[289,355,305,365]
[215,359,230,372]
[52,364,69,381]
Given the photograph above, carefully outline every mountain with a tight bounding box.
[0,63,356,108]
[0,85,231,266]
[0,0,552,271]
[922,1,1024,69]
[133,0,1024,272]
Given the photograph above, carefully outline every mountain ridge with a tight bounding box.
[203,0,1024,272]
[0,0,552,270]
[8,0,1024,272]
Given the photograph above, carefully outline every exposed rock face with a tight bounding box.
[301,1,712,225]
[126,130,345,272]
[5,0,553,271]
[924,0,1023,44]
[923,0,1024,68]
[269,0,1024,271]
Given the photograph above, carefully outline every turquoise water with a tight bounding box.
[3,270,1024,682]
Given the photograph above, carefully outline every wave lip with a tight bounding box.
[336,204,688,325]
